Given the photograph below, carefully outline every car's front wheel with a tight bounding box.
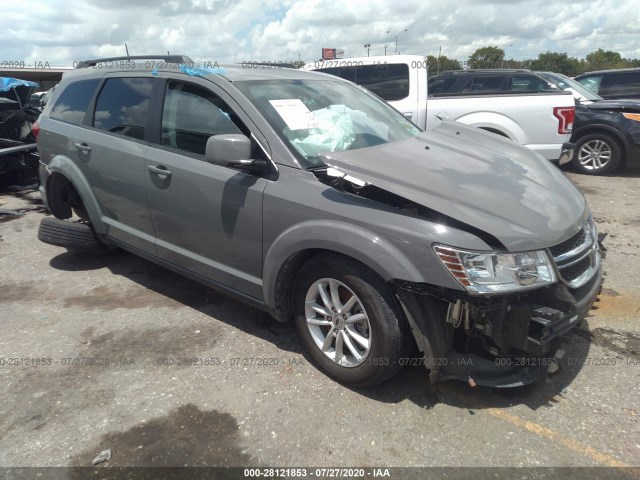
[573,133,622,175]
[293,254,409,387]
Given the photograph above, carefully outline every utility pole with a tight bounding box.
[364,44,371,57]
[437,45,442,74]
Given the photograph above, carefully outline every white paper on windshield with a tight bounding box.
[269,99,319,130]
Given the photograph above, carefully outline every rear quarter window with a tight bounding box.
[50,79,100,125]
[602,71,640,97]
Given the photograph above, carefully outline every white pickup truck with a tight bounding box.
[305,55,575,163]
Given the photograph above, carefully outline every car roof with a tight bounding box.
[433,69,533,76]
[575,67,640,77]
[64,56,337,84]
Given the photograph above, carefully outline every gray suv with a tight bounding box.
[35,55,604,388]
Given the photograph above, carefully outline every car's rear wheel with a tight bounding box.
[572,133,622,175]
[293,254,409,387]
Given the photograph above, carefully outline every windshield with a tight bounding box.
[234,79,421,168]
[539,72,602,102]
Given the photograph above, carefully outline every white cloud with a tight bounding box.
[0,0,638,66]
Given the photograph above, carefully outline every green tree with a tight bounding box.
[426,55,462,74]
[529,52,582,75]
[467,46,505,69]
[585,49,624,71]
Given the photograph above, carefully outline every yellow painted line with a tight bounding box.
[486,408,633,469]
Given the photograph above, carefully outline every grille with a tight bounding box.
[550,223,598,288]
[549,228,587,257]
[559,256,591,282]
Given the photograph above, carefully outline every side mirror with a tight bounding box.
[205,134,268,173]
[205,134,252,166]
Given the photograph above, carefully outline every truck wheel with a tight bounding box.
[573,133,621,175]
[293,255,409,387]
[37,217,109,253]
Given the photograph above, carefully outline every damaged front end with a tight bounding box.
[314,122,605,388]
[395,223,605,388]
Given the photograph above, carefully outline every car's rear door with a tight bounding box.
[75,74,158,253]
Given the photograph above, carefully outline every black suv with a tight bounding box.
[575,68,640,100]
[538,71,640,175]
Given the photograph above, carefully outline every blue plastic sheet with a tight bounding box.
[179,64,226,76]
[0,77,39,92]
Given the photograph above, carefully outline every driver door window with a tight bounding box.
[161,81,245,155]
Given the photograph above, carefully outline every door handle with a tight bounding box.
[147,165,172,178]
[74,142,91,153]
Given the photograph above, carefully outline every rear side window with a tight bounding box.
[428,76,458,95]
[469,75,506,92]
[317,64,410,101]
[93,78,154,140]
[50,79,99,125]
[602,71,640,97]
[509,75,551,92]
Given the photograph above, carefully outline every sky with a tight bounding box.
[2,0,639,67]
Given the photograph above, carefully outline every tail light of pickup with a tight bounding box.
[553,106,575,134]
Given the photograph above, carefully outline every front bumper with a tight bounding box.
[395,258,603,388]
[558,142,575,166]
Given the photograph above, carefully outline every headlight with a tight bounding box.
[622,113,640,123]
[434,245,556,294]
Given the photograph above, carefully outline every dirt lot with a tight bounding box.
[0,167,639,478]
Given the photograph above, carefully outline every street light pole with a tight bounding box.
[386,28,408,55]
[502,44,513,68]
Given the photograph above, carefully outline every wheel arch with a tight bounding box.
[45,155,107,233]
[572,125,628,162]
[264,221,424,322]
[452,112,524,143]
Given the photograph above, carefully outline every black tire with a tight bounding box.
[572,133,622,175]
[38,217,109,253]
[293,254,410,388]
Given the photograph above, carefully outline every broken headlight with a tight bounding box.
[434,245,556,294]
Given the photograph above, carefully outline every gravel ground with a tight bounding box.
[0,168,639,478]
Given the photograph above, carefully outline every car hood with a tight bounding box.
[0,77,39,106]
[321,120,588,252]
[587,99,640,112]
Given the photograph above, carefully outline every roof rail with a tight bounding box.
[439,69,532,74]
[241,61,298,69]
[76,55,194,69]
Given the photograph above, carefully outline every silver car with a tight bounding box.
[35,55,603,388]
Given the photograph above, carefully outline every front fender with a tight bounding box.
[262,220,424,309]
[46,154,107,234]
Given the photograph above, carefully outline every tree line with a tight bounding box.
[426,47,640,75]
